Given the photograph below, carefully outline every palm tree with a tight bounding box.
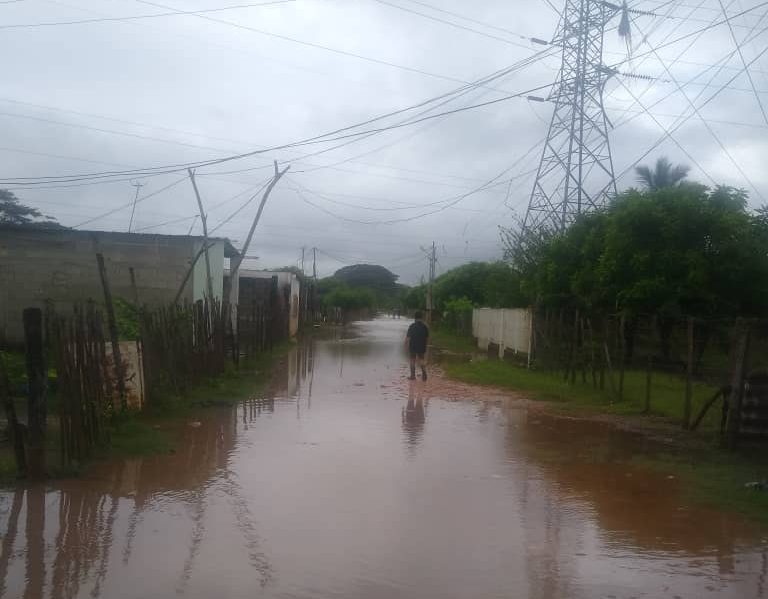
[634,157,690,191]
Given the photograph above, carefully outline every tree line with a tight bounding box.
[407,158,768,330]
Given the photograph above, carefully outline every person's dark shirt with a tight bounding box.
[407,321,429,354]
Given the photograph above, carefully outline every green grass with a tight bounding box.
[632,450,768,524]
[430,326,477,354]
[443,359,720,429]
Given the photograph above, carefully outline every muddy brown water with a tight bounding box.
[1,318,767,599]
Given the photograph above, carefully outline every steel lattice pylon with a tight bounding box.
[522,0,621,237]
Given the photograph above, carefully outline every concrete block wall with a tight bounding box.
[0,227,226,346]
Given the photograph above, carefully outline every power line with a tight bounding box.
[370,0,535,49]
[132,0,527,88]
[208,178,273,234]
[716,0,768,125]
[614,78,716,184]
[624,12,767,200]
[6,1,767,187]
[135,176,271,232]
[73,176,187,228]
[0,96,516,188]
[0,56,542,183]
[0,77,557,185]
[288,47,557,171]
[402,0,546,39]
[6,1,768,192]
[612,14,768,131]
[615,37,768,186]
[293,146,541,227]
[606,1,768,72]
[210,48,557,176]
[0,0,294,28]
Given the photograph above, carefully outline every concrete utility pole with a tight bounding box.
[426,241,436,324]
[188,169,215,302]
[312,247,317,280]
[228,160,290,334]
[301,246,306,275]
[127,181,144,233]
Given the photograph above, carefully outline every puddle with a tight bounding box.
[0,318,766,598]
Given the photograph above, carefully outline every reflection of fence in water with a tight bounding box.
[0,408,274,598]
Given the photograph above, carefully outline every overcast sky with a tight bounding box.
[2,0,767,284]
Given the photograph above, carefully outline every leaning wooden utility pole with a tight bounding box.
[96,253,128,411]
[228,160,290,334]
[188,169,215,302]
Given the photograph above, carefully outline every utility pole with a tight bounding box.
[426,241,436,324]
[312,247,317,280]
[300,246,306,275]
[520,0,626,241]
[188,169,215,303]
[127,181,144,233]
[228,160,290,334]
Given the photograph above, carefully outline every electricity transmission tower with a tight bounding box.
[521,0,625,238]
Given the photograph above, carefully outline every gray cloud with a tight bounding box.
[2,0,767,284]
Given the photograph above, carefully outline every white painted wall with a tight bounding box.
[472,308,533,358]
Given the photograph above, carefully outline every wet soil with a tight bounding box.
[1,319,767,599]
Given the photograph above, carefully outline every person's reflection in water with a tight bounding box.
[402,381,426,457]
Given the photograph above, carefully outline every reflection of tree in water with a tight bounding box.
[402,383,426,457]
[0,399,277,598]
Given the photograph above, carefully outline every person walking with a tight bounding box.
[405,311,429,381]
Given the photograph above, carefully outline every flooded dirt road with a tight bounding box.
[1,318,767,598]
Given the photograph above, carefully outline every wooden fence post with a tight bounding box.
[603,318,617,400]
[23,308,46,479]
[0,354,26,477]
[725,323,750,449]
[96,253,128,411]
[129,267,140,305]
[618,314,626,401]
[683,317,695,429]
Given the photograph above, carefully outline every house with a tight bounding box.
[0,225,238,346]
[224,268,301,338]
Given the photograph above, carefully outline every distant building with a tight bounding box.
[224,268,301,338]
[0,225,238,346]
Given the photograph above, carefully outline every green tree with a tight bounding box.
[433,262,526,310]
[323,285,376,311]
[634,157,690,191]
[0,190,64,228]
[333,264,398,291]
[521,184,768,319]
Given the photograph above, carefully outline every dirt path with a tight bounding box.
[0,318,766,599]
